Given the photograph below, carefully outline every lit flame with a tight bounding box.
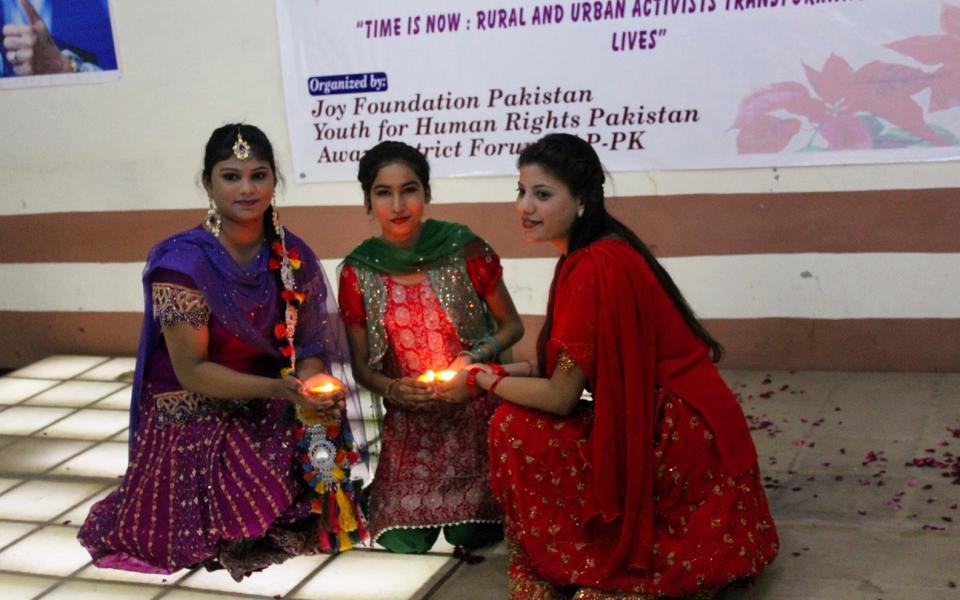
[309,383,338,394]
[417,370,457,383]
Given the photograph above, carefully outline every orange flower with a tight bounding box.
[268,258,282,270]
[285,246,302,269]
[271,241,284,256]
[273,323,287,339]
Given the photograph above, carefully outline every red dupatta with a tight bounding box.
[547,239,759,578]
[546,240,657,575]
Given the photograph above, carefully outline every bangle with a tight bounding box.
[465,366,484,395]
[490,363,507,377]
[523,360,534,377]
[484,335,504,357]
[383,378,399,401]
[489,374,506,396]
[469,335,503,362]
[468,345,489,362]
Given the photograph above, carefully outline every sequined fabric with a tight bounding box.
[78,274,315,574]
[490,392,779,598]
[340,246,504,542]
[152,390,246,426]
[152,282,211,328]
[352,249,490,371]
[365,274,502,540]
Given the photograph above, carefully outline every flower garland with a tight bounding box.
[269,228,369,552]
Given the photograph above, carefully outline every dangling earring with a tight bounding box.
[577,204,585,218]
[204,198,222,237]
[271,192,282,236]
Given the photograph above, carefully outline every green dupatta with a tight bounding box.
[342,219,492,370]
[343,219,479,274]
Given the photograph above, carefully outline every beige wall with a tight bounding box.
[1,0,958,370]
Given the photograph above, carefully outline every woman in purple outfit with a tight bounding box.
[78,124,362,580]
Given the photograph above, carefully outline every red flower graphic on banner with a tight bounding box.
[731,4,960,155]
[732,55,950,153]
[886,3,960,112]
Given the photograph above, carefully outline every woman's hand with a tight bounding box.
[436,367,478,404]
[386,377,442,410]
[2,0,72,76]
[300,372,348,417]
[274,374,309,406]
[445,352,475,373]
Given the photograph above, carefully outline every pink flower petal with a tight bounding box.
[736,114,803,154]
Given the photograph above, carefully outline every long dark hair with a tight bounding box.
[357,140,431,213]
[519,133,724,368]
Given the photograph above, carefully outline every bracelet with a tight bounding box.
[490,363,507,377]
[489,374,507,396]
[465,366,484,395]
[383,378,399,401]
[467,345,489,362]
[483,335,504,357]
[523,360,534,377]
[469,335,503,362]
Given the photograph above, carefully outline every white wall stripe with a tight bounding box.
[1,254,958,319]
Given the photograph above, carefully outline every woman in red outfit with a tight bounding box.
[441,133,779,598]
[338,141,524,555]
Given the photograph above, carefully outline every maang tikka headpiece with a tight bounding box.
[232,129,251,160]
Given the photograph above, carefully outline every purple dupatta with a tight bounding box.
[129,226,366,462]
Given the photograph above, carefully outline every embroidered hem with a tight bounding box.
[372,517,502,543]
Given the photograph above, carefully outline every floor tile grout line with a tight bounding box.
[63,356,114,382]
[30,558,95,600]
[4,356,113,384]
[0,377,72,414]
[0,486,109,527]
[415,557,463,600]
[0,522,43,555]
[26,424,130,445]
[16,384,135,480]
[281,551,343,599]
[1,378,129,440]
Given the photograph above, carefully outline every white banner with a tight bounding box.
[276,0,960,183]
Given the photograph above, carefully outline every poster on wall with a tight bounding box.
[0,0,120,89]
[276,0,960,182]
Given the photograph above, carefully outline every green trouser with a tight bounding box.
[376,522,503,554]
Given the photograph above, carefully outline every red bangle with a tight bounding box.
[489,363,507,377]
[465,366,484,395]
[489,374,506,396]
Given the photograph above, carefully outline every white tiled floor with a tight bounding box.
[37,410,129,441]
[8,356,111,380]
[0,355,459,600]
[0,356,957,599]
[0,481,104,522]
[25,381,127,408]
[0,379,60,405]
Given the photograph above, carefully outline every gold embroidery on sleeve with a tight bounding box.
[554,350,577,374]
[152,283,211,328]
